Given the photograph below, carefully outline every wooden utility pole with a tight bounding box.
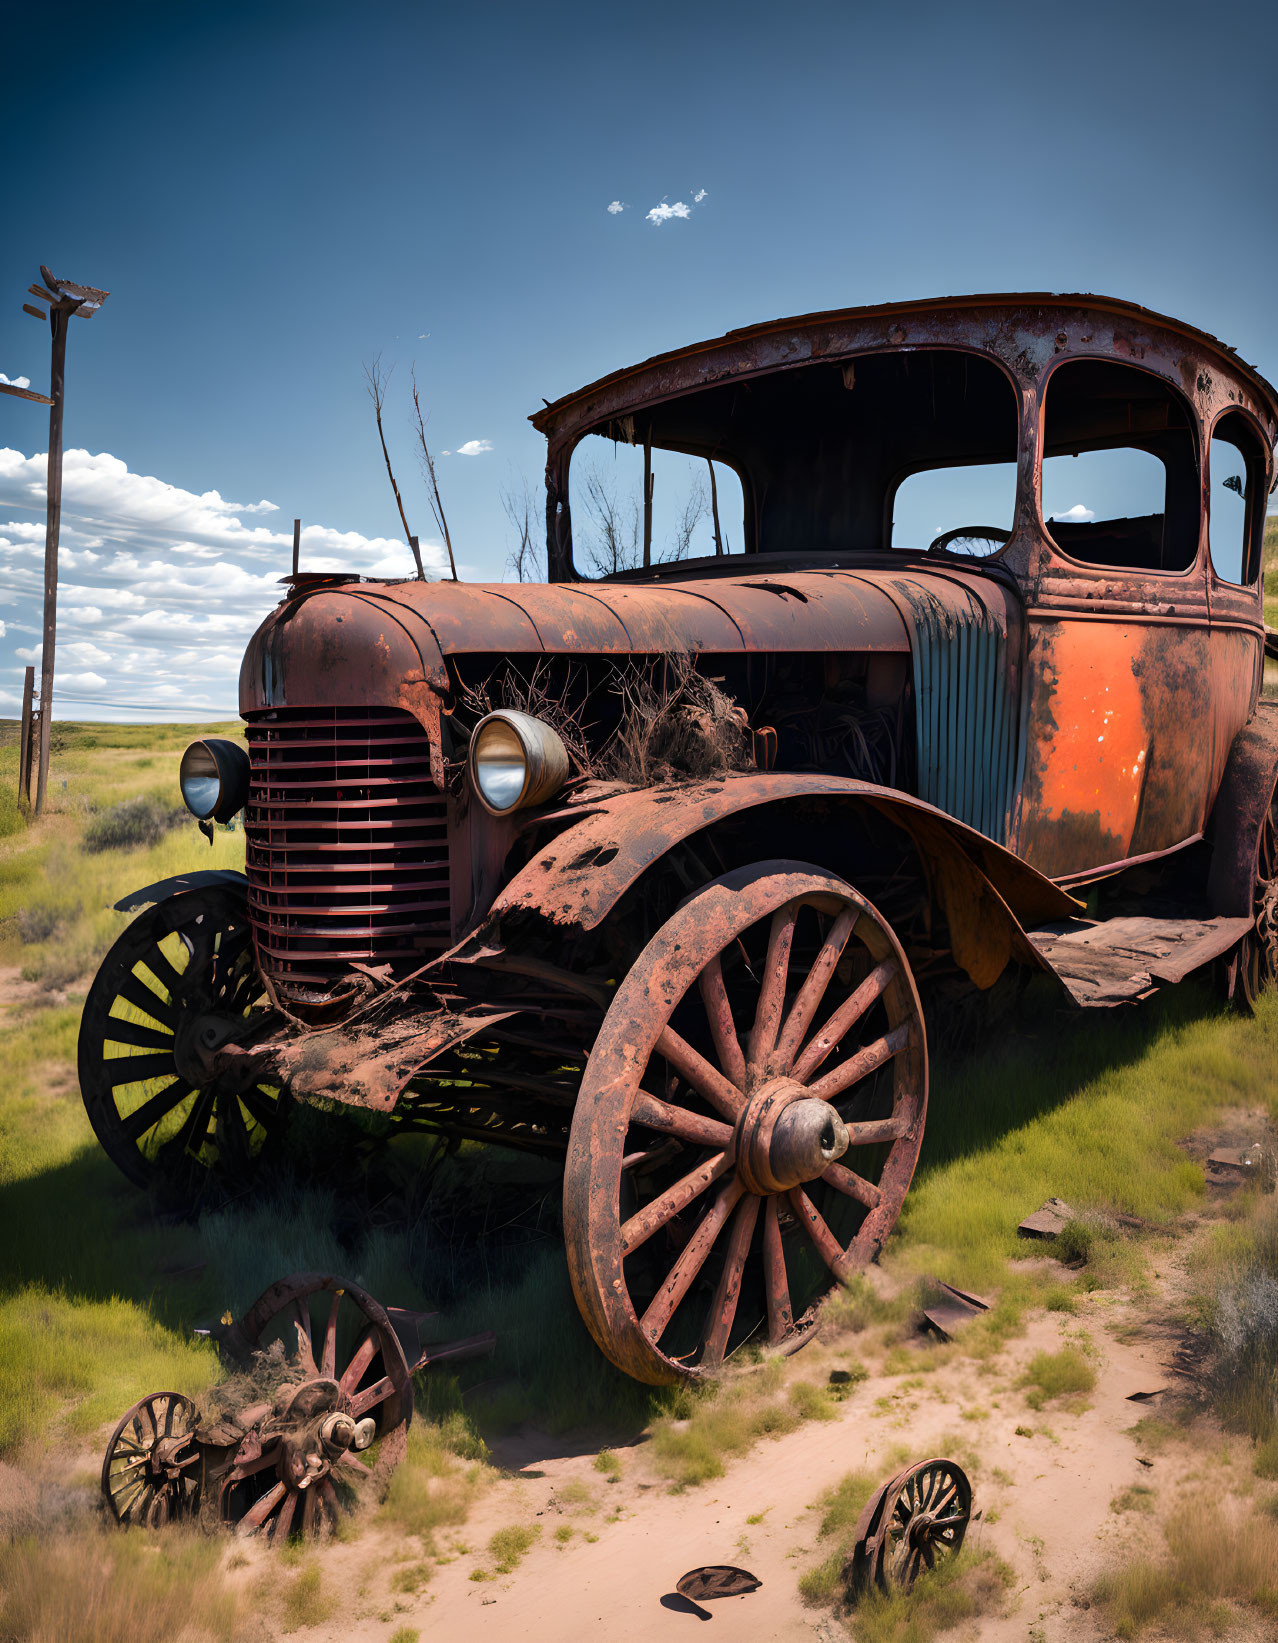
[8,268,110,815]
[642,432,653,569]
[18,666,34,807]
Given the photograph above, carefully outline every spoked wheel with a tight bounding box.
[77,885,285,1191]
[216,1274,412,1542]
[101,1391,201,1526]
[845,1458,972,1594]
[1232,791,1278,1013]
[565,860,928,1385]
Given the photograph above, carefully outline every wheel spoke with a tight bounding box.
[339,1334,378,1395]
[788,1185,848,1278]
[293,1300,317,1374]
[792,960,897,1084]
[349,1374,395,1419]
[235,1480,286,1537]
[107,1053,180,1092]
[701,1193,762,1367]
[118,1077,191,1142]
[640,1178,745,1345]
[104,1017,175,1052]
[272,1487,298,1543]
[301,1483,318,1537]
[169,1082,218,1159]
[620,1151,734,1257]
[143,943,187,999]
[748,903,797,1072]
[763,1194,793,1343]
[631,1091,734,1150]
[773,907,858,1071]
[807,1023,912,1103]
[697,954,746,1089]
[318,1476,341,1528]
[822,1160,883,1210]
[340,1452,373,1478]
[655,1027,744,1120]
[321,1290,341,1378]
[238,1084,281,1130]
[115,970,177,1026]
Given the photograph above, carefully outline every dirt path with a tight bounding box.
[243,1278,1199,1643]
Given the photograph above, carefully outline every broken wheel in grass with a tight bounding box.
[101,1391,202,1526]
[215,1273,413,1541]
[845,1458,971,1595]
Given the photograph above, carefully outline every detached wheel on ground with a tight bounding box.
[845,1458,972,1594]
[77,885,285,1192]
[101,1391,202,1526]
[564,860,928,1385]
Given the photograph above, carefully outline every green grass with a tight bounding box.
[850,1546,1015,1643]
[1017,1347,1096,1411]
[281,1564,335,1631]
[649,1358,834,1488]
[1094,1499,1278,1637]
[378,1420,491,1547]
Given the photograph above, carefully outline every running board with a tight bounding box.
[1028,915,1254,1007]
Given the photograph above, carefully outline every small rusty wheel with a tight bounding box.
[565,860,928,1385]
[101,1391,201,1526]
[77,886,285,1191]
[847,1458,971,1593]
[216,1274,412,1542]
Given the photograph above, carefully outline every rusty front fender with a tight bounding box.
[489,775,1082,990]
[1207,702,1278,918]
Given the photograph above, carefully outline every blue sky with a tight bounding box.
[1,0,1276,717]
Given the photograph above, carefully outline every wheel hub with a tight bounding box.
[734,1078,850,1196]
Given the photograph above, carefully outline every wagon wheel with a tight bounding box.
[216,1274,412,1542]
[101,1391,201,1526]
[565,860,928,1385]
[848,1458,971,1593]
[1233,789,1278,1013]
[77,885,285,1191]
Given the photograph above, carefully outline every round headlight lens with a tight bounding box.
[468,711,570,816]
[472,717,529,812]
[179,737,250,822]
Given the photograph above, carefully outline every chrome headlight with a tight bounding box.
[179,737,250,822]
[469,710,570,815]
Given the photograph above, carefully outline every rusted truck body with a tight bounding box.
[80,294,1278,1384]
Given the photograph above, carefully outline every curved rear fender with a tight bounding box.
[489,775,1081,989]
[1207,702,1278,918]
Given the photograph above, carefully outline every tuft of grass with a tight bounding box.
[1018,1347,1096,1411]
[554,1524,574,1543]
[851,1545,1016,1642]
[390,1562,432,1594]
[388,1631,421,1643]
[1192,1195,1278,1448]
[378,1422,491,1547]
[487,1522,540,1573]
[1111,1484,1156,1514]
[281,1564,334,1631]
[593,1448,619,1475]
[798,1469,880,1606]
[1094,1499,1278,1636]
[650,1360,831,1488]
[83,795,187,855]
[0,1526,246,1643]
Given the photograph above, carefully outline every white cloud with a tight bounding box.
[1052,503,1096,523]
[0,374,31,390]
[607,200,625,215]
[693,189,707,203]
[454,439,493,457]
[0,446,450,721]
[647,201,692,224]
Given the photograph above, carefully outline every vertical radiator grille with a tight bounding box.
[243,707,450,1003]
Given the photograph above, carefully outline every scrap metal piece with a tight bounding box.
[921,1280,991,1341]
[1018,1198,1077,1240]
[676,1566,762,1601]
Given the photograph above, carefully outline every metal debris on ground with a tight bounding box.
[844,1458,972,1596]
[921,1279,990,1340]
[101,1272,494,1541]
[675,1566,762,1601]
[1018,1197,1077,1239]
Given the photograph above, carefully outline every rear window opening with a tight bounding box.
[1208,410,1267,585]
[1041,359,1198,573]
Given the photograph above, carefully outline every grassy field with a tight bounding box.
[0,721,1276,1639]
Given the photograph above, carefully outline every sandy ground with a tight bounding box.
[219,1271,1215,1643]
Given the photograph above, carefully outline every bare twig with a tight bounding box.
[411,367,458,582]
[364,356,425,579]
[501,475,542,582]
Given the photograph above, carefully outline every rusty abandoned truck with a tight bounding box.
[79,293,1278,1386]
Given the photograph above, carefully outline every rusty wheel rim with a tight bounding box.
[77,886,285,1190]
[101,1391,201,1525]
[565,860,927,1385]
[867,1458,971,1590]
[217,1273,412,1542]
[1238,798,1278,1012]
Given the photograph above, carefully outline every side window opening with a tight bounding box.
[571,440,746,574]
[1209,410,1266,586]
[891,460,1017,557]
[1040,359,1198,573]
